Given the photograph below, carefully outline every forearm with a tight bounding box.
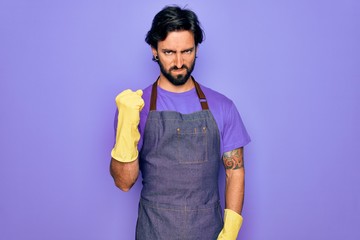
[110,157,139,192]
[223,147,245,214]
[217,147,245,239]
[225,168,245,214]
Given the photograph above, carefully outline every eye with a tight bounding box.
[164,50,173,55]
[184,49,192,54]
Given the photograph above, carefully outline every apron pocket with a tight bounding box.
[136,200,222,240]
[176,126,208,164]
[136,201,185,240]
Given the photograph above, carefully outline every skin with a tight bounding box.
[223,147,245,214]
[152,30,197,93]
[110,30,245,215]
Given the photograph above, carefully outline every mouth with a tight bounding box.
[172,68,186,73]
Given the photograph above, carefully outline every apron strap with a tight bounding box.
[193,78,209,110]
[150,76,209,111]
[150,80,158,111]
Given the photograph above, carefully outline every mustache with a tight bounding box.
[170,65,189,71]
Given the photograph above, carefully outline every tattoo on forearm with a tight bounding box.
[223,148,244,170]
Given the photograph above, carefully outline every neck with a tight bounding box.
[158,75,195,93]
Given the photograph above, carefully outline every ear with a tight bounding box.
[151,47,158,58]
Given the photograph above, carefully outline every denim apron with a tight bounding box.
[136,79,223,240]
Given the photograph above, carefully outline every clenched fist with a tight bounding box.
[115,89,145,125]
[111,89,145,162]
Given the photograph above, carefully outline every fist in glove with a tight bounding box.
[111,89,145,162]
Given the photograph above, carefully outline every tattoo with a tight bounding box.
[223,148,244,170]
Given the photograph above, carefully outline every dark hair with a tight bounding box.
[145,5,205,48]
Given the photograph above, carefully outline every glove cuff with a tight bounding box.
[224,209,243,230]
[111,125,140,162]
[217,209,243,240]
[111,148,138,162]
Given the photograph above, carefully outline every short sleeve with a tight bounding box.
[221,102,251,154]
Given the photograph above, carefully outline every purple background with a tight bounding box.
[1,0,359,239]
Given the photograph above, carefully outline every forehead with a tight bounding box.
[158,30,195,49]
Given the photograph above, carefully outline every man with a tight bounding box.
[110,5,250,240]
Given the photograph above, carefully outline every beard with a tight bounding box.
[158,58,196,86]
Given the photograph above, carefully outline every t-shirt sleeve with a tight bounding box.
[221,102,251,154]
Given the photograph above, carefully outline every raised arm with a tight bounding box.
[109,89,144,192]
[218,147,245,240]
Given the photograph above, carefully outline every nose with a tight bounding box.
[174,53,184,68]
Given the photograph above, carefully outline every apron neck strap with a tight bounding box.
[193,78,209,110]
[150,76,209,111]
[150,79,158,111]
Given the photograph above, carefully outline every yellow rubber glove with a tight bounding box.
[111,89,144,162]
[217,209,243,240]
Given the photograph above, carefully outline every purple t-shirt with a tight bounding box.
[138,83,250,156]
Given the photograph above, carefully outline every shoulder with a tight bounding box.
[199,84,235,110]
[199,83,251,152]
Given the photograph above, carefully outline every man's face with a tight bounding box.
[152,31,197,86]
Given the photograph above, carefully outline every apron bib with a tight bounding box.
[136,79,222,240]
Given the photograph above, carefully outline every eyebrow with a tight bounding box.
[161,47,195,53]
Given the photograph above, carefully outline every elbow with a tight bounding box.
[110,158,139,192]
[115,182,133,192]
[113,177,137,192]
[226,168,245,179]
